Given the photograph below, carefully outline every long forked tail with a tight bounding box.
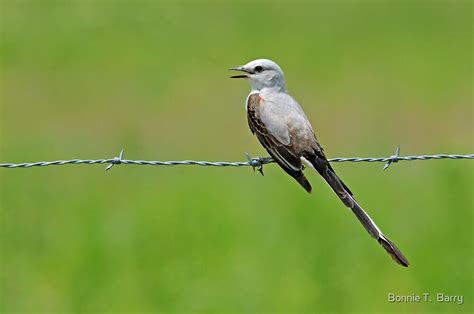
[309,155,409,267]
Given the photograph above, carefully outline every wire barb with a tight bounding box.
[245,153,267,176]
[383,145,400,170]
[105,149,124,171]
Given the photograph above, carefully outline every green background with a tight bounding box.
[1,0,472,313]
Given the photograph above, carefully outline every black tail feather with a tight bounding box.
[308,153,409,267]
[378,235,410,267]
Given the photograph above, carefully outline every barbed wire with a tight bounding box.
[1,146,473,174]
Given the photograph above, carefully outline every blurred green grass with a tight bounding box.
[1,0,473,313]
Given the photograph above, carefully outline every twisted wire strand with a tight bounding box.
[0,151,473,170]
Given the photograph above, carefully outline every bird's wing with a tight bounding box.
[247,93,302,173]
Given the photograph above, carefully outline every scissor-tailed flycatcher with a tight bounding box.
[230,59,409,267]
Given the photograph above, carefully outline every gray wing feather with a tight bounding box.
[247,93,313,192]
[247,93,301,172]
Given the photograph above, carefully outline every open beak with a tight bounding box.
[229,66,250,78]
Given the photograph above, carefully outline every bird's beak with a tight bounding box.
[229,66,250,78]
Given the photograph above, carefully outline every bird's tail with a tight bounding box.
[309,154,409,267]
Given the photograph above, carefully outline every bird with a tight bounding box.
[229,59,409,267]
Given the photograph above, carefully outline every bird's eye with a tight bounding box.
[254,66,264,73]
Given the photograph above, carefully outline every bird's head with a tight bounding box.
[229,59,286,92]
